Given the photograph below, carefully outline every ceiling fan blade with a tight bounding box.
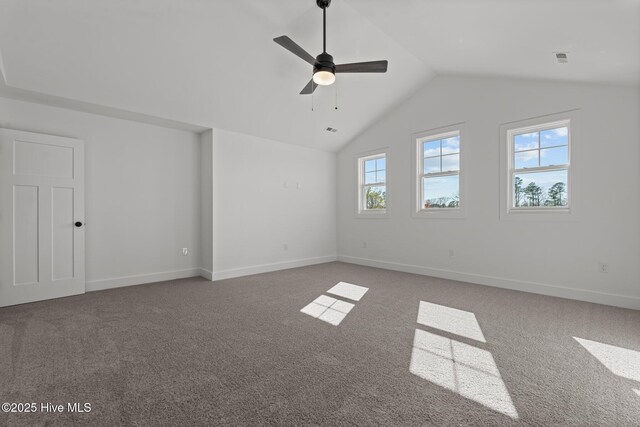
[273,35,316,66]
[336,60,388,73]
[300,79,317,95]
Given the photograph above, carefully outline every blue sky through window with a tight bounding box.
[514,132,538,151]
[423,136,460,174]
[423,136,460,158]
[541,146,568,166]
[364,156,386,184]
[514,127,568,169]
[540,127,568,148]
[423,140,441,157]
[441,136,460,154]
[423,175,459,207]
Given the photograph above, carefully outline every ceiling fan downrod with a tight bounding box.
[320,0,329,53]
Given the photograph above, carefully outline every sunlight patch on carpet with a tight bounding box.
[410,301,518,419]
[301,295,355,326]
[410,329,518,419]
[417,301,486,343]
[574,337,640,382]
[326,282,369,301]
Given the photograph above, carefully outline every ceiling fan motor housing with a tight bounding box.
[314,52,335,75]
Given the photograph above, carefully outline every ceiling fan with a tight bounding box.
[274,0,388,95]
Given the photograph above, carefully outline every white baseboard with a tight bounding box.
[338,255,640,310]
[212,255,337,281]
[86,268,201,292]
[85,257,337,291]
[199,268,213,281]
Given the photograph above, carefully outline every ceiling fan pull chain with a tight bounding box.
[335,79,338,110]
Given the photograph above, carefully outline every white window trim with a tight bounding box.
[411,123,466,219]
[356,148,389,218]
[499,110,580,221]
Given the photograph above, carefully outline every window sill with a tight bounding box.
[509,207,570,214]
[412,208,465,220]
[501,207,576,221]
[356,209,390,219]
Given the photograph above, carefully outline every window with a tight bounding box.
[500,110,578,220]
[420,132,460,209]
[412,124,465,218]
[509,121,571,210]
[512,126,569,209]
[357,151,387,216]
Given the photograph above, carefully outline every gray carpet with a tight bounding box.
[1,261,639,426]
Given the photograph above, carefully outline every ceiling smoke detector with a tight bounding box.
[555,52,569,64]
[326,127,338,133]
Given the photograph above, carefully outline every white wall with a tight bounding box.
[337,75,640,309]
[0,97,338,291]
[0,97,201,290]
[211,128,337,279]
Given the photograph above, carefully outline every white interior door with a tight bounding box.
[0,128,85,307]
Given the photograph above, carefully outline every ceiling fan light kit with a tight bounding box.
[313,52,336,85]
[313,70,336,85]
[274,0,388,95]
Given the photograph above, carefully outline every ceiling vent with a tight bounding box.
[326,127,338,133]
[555,52,569,64]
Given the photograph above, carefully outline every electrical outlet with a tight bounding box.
[182,248,189,256]
[598,262,608,273]
[283,243,288,251]
[448,249,455,257]
[362,242,367,248]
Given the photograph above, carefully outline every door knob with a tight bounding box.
[75,221,83,227]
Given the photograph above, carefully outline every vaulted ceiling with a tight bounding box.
[0,0,637,151]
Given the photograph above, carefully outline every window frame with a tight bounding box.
[500,110,580,221]
[356,149,389,218]
[412,123,466,219]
